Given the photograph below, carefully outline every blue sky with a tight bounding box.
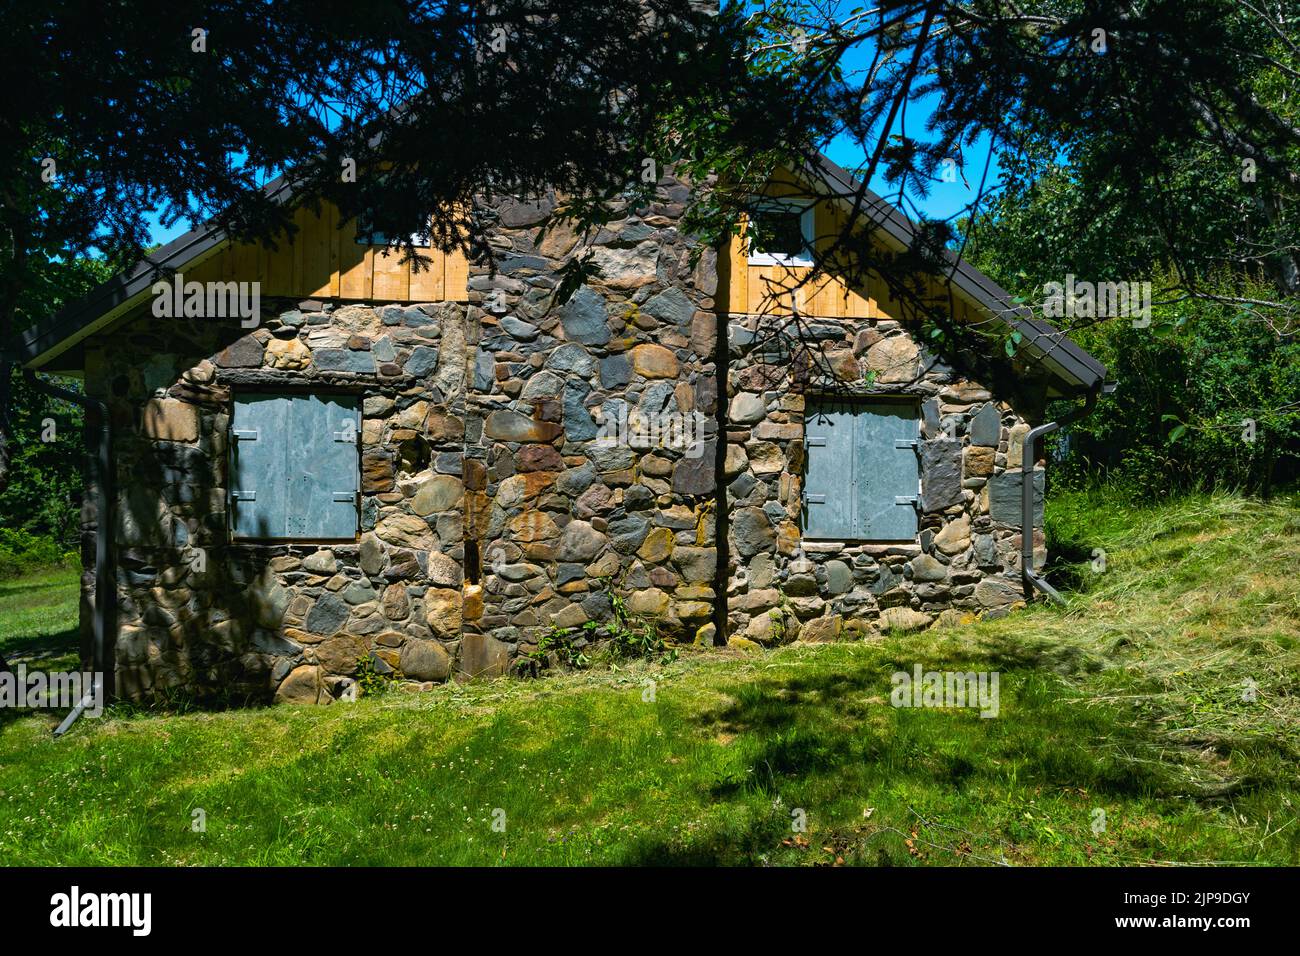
[144,11,1001,246]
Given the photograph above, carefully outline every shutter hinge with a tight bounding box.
[806,437,827,447]
[894,495,919,507]
[232,429,259,441]
[333,429,356,443]
[895,438,919,449]
[231,490,256,501]
[332,491,355,503]
[805,494,827,504]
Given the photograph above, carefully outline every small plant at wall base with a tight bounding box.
[513,582,674,676]
[356,654,397,697]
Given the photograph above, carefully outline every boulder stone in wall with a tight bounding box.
[375,514,437,550]
[630,343,680,379]
[459,632,511,679]
[879,607,932,632]
[910,553,949,583]
[517,443,564,473]
[473,350,495,391]
[314,348,376,374]
[732,507,775,558]
[424,410,464,445]
[559,284,611,345]
[637,526,675,563]
[599,353,631,388]
[382,582,410,620]
[399,638,451,682]
[520,370,565,401]
[587,242,659,292]
[673,546,717,584]
[729,391,766,425]
[1007,422,1032,468]
[964,445,995,478]
[248,572,289,630]
[496,195,555,228]
[359,533,385,576]
[975,576,1024,607]
[864,335,919,384]
[404,345,440,378]
[412,475,464,516]
[500,315,539,341]
[969,403,1002,447]
[275,664,328,705]
[508,510,560,544]
[556,520,609,562]
[798,614,844,643]
[988,469,1044,528]
[546,343,597,378]
[933,515,972,555]
[314,633,370,675]
[921,438,963,512]
[628,588,670,616]
[425,550,463,588]
[671,443,716,495]
[265,337,310,370]
[483,409,563,443]
[424,588,462,640]
[607,513,650,553]
[214,336,264,369]
[117,486,173,546]
[641,287,696,327]
[142,398,199,442]
[304,592,351,636]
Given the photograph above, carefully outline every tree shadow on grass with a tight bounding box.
[0,624,80,668]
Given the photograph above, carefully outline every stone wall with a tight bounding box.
[82,170,1050,703]
[86,298,473,703]
[462,175,723,666]
[720,315,1044,647]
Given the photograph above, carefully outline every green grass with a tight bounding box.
[1,490,1297,866]
[0,567,80,671]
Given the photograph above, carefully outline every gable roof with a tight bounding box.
[12,154,1106,394]
[808,154,1106,396]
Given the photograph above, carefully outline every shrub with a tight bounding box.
[0,528,77,579]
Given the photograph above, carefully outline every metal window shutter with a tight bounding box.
[803,403,855,538]
[855,402,919,540]
[231,394,291,538]
[287,394,360,540]
[232,393,359,540]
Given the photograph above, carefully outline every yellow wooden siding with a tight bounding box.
[189,201,470,303]
[727,192,981,326]
[731,199,874,321]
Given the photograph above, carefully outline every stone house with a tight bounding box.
[14,154,1107,703]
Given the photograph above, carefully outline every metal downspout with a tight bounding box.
[0,360,13,676]
[22,371,114,735]
[1022,387,1101,604]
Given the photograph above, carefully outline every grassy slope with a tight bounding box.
[0,491,1296,866]
[0,568,80,671]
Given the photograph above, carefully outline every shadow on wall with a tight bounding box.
[105,309,322,705]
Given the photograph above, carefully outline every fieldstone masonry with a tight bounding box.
[722,316,1042,648]
[83,170,1050,703]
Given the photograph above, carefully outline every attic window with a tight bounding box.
[746,201,814,267]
